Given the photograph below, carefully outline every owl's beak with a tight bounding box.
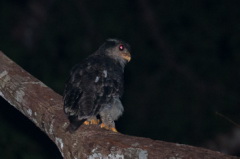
[121,52,131,62]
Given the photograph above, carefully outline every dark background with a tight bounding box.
[1,0,240,158]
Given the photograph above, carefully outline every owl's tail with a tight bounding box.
[66,116,86,133]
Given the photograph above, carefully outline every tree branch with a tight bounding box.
[0,51,238,159]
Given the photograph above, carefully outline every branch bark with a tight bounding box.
[0,51,238,159]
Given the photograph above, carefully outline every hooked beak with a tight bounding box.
[121,52,131,62]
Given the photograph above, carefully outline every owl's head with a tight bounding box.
[97,38,131,64]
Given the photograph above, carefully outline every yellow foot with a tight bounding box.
[100,123,108,129]
[83,121,90,125]
[84,119,100,125]
[110,127,118,133]
[100,123,118,132]
[90,119,100,125]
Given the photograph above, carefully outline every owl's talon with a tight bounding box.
[110,127,118,132]
[83,121,90,125]
[100,123,108,129]
[90,119,100,125]
[100,123,118,132]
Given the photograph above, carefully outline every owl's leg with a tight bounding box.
[99,113,118,132]
[84,116,100,125]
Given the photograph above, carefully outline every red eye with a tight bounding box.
[119,44,124,51]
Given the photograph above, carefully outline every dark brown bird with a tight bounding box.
[63,38,131,132]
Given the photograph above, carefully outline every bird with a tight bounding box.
[63,38,131,133]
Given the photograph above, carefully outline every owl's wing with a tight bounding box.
[63,56,124,118]
[63,57,108,118]
[63,63,84,116]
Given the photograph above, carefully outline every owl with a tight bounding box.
[63,39,131,132]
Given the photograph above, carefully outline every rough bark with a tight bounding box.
[0,51,238,159]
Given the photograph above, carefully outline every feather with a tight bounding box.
[63,39,130,132]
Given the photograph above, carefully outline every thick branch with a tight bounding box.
[0,51,238,159]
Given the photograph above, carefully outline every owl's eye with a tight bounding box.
[119,44,124,51]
